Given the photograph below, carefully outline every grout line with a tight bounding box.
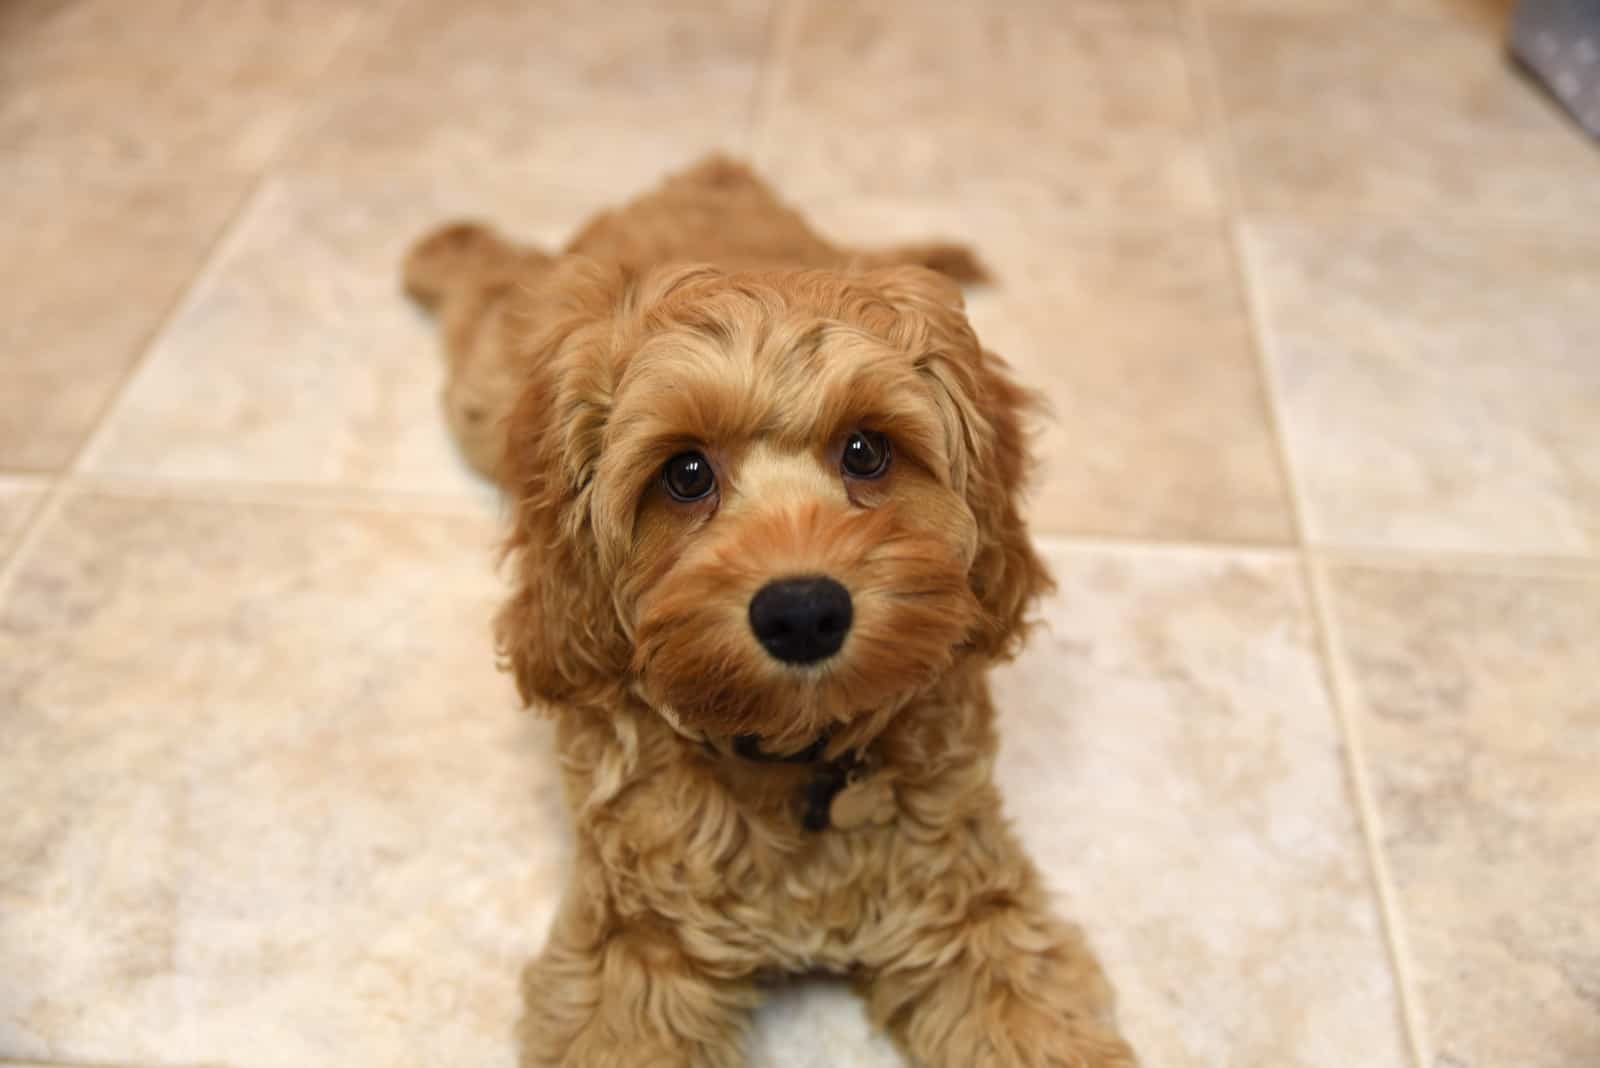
[70,175,273,477]
[0,478,54,582]
[1182,198,1600,243]
[1180,3,1432,1065]
[1303,554,1434,1066]
[0,0,426,604]
[0,474,71,608]
[1316,544,1600,583]
[72,0,399,481]
[1034,530,1600,580]
[0,1061,227,1068]
[1031,530,1297,560]
[1177,9,1305,551]
[62,470,501,521]
[16,467,1598,586]
[0,164,273,609]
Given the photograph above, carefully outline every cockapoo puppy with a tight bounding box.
[405,156,1135,1068]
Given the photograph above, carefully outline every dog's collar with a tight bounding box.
[796,750,870,832]
[643,687,896,833]
[727,731,874,833]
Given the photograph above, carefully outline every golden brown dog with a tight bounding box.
[405,156,1135,1068]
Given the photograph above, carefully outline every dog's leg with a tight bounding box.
[850,241,990,285]
[403,222,552,480]
[860,843,1136,1068]
[519,890,758,1068]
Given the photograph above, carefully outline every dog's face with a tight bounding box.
[497,262,1048,754]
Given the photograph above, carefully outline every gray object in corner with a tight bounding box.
[1511,0,1600,140]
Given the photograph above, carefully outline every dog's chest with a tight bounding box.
[600,771,915,971]
[701,821,909,971]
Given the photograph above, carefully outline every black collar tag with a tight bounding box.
[727,731,867,832]
[800,754,862,832]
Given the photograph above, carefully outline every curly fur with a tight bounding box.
[405,156,1135,1068]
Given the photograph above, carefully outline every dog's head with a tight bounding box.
[496,260,1050,754]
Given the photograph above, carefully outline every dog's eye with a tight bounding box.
[841,431,891,480]
[662,451,717,502]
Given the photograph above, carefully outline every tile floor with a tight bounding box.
[1,1,1596,1066]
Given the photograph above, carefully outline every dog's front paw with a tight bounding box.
[998,999,1137,1068]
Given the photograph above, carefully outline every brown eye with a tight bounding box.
[841,431,891,479]
[662,451,716,502]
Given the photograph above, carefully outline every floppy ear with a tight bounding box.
[862,266,1054,659]
[495,258,730,710]
[493,258,643,711]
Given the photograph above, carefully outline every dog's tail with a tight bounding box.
[854,240,991,285]
[403,221,548,313]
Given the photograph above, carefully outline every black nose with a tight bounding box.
[748,577,853,664]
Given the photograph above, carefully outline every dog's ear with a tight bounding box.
[862,266,1054,659]
[494,258,631,711]
[495,259,723,710]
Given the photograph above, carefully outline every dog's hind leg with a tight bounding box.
[403,220,535,312]
[403,223,551,480]
[850,240,991,285]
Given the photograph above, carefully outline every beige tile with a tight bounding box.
[0,491,557,1066]
[0,1064,162,1068]
[799,188,1294,543]
[0,0,370,175]
[1326,564,1600,1068]
[751,980,903,1068]
[0,170,246,471]
[0,506,1411,1066]
[81,162,1293,535]
[0,477,48,564]
[993,543,1409,1067]
[286,0,770,200]
[82,172,607,497]
[0,1063,175,1068]
[1244,215,1600,557]
[756,0,1217,217]
[1207,12,1600,228]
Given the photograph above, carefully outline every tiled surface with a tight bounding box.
[965,211,1291,543]
[0,478,48,564]
[757,0,1218,217]
[288,0,771,198]
[1326,565,1600,1068]
[787,191,1296,543]
[995,544,1409,1067]
[82,173,589,499]
[1208,10,1600,229]
[1202,0,1514,19]
[0,1063,158,1068]
[0,171,246,471]
[1244,216,1600,557]
[0,0,372,176]
[3,0,1598,1066]
[0,493,549,1066]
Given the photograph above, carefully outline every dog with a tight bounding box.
[405,156,1135,1068]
